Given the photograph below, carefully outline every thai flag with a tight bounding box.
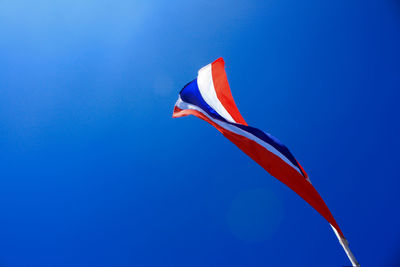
[173,58,359,266]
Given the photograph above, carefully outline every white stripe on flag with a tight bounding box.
[197,64,235,123]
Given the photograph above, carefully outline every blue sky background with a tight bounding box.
[0,1,399,266]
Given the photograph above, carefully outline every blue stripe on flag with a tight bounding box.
[179,79,226,121]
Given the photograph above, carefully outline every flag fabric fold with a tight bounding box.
[172,58,359,266]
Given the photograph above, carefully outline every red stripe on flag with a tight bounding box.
[211,58,248,126]
[172,106,344,238]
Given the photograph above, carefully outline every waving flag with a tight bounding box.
[173,58,360,266]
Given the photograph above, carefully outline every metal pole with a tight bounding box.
[330,225,360,267]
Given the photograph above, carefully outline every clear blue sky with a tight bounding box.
[0,1,399,266]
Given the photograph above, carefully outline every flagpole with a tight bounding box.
[330,225,360,267]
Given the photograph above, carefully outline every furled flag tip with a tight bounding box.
[173,58,360,267]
